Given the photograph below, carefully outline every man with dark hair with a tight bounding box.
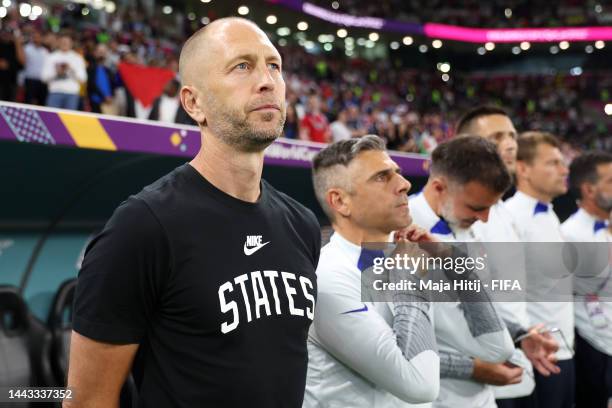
[561,151,612,408]
[307,135,441,407]
[409,136,516,408]
[460,107,560,407]
[455,105,518,175]
[506,131,574,408]
[67,18,320,408]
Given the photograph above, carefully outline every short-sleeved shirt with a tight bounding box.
[73,163,321,407]
[300,113,329,143]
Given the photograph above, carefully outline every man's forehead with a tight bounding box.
[596,162,612,176]
[209,22,280,59]
[476,114,516,134]
[351,150,398,173]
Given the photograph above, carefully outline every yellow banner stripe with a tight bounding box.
[58,112,117,151]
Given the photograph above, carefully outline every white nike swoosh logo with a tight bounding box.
[243,241,270,256]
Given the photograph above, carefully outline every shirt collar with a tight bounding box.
[329,232,386,272]
[513,191,553,217]
[575,208,610,234]
[410,192,453,236]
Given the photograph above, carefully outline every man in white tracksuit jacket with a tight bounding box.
[408,136,518,408]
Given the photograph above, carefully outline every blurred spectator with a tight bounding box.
[0,27,24,101]
[42,34,87,110]
[299,94,331,143]
[283,103,299,139]
[329,108,353,141]
[87,43,117,114]
[148,79,192,125]
[43,32,57,52]
[23,30,48,105]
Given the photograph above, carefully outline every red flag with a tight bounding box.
[118,62,175,108]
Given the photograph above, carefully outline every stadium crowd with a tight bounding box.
[0,3,610,157]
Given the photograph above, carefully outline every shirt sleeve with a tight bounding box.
[312,278,439,404]
[72,197,171,344]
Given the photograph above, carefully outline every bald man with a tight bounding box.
[66,18,321,407]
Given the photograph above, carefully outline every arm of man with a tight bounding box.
[66,197,170,407]
[313,269,439,404]
[64,333,138,408]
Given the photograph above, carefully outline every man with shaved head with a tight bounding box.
[67,18,321,407]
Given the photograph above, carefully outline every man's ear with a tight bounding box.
[580,182,595,201]
[430,176,448,196]
[180,86,206,126]
[327,188,351,218]
[515,160,529,181]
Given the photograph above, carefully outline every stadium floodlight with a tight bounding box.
[402,36,413,45]
[201,16,210,24]
[485,42,495,51]
[441,73,450,82]
[332,1,339,9]
[585,45,594,53]
[104,2,116,13]
[201,0,212,3]
[162,5,172,15]
[297,21,309,31]
[337,28,348,38]
[595,40,605,49]
[432,39,442,48]
[0,7,7,18]
[439,62,451,73]
[390,41,399,50]
[1,0,10,8]
[605,104,612,115]
[238,6,249,15]
[512,46,521,54]
[570,66,583,76]
[559,41,569,50]
[419,44,428,53]
[504,8,512,18]
[323,43,333,51]
[369,32,379,41]
[276,27,290,36]
[520,41,530,50]
[266,15,277,25]
[19,2,31,17]
[477,47,486,55]
[550,45,559,54]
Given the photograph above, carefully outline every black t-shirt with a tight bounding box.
[73,163,321,407]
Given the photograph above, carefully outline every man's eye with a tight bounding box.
[236,62,248,70]
[268,63,280,70]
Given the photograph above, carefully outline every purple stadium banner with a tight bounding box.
[0,102,430,176]
[268,0,612,43]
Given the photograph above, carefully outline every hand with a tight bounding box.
[472,358,524,386]
[394,224,436,243]
[520,323,560,376]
